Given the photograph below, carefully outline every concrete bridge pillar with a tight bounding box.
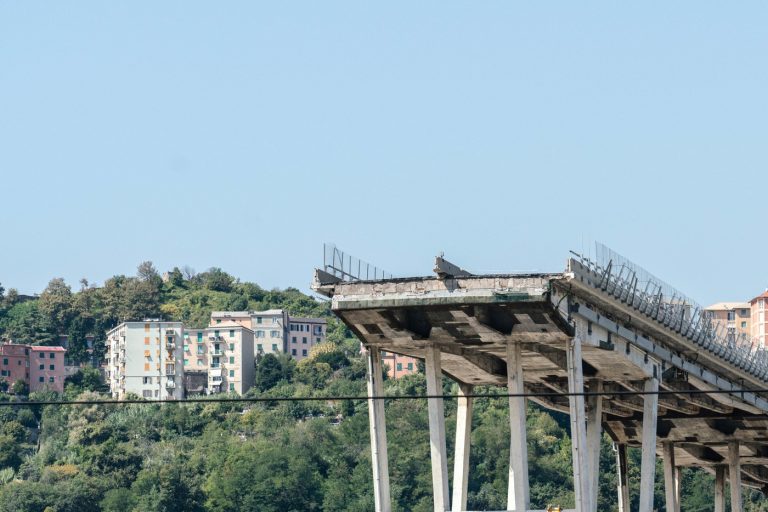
[586,379,603,511]
[662,442,678,512]
[425,345,450,511]
[566,335,591,512]
[451,382,474,512]
[714,466,726,512]
[507,341,530,512]
[639,376,659,512]
[615,443,630,512]
[729,441,743,512]
[366,346,392,512]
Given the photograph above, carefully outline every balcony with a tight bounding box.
[210,350,225,356]
[166,329,177,336]
[165,342,176,350]
[164,367,176,376]
[165,379,176,388]
[208,335,217,341]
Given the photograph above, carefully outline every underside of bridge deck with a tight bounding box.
[314,263,768,511]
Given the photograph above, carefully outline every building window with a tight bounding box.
[256,317,262,324]
[184,344,189,352]
[302,337,307,344]
[742,309,748,316]
[229,383,235,391]
[316,337,321,343]
[407,362,413,370]
[197,346,204,355]
[49,377,54,383]
[396,363,402,371]
[216,319,221,324]
[742,322,748,328]
[257,344,263,352]
[214,330,220,338]
[197,332,203,342]
[229,356,234,364]
[1,359,6,365]
[292,337,296,343]
[272,317,278,325]
[271,331,279,338]
[197,359,203,366]
[49,365,55,371]
[143,390,152,398]
[229,370,235,377]
[184,359,189,366]
[39,353,45,359]
[229,330,235,338]
[256,331,264,338]
[302,349,307,357]
[229,343,234,351]
[271,344,278,351]
[291,349,296,356]
[39,377,44,382]
[144,363,150,371]
[39,364,44,370]
[143,377,152,384]
[144,337,150,345]
[50,353,54,359]
[728,311,736,321]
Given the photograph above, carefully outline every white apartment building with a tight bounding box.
[183,323,255,394]
[106,321,184,400]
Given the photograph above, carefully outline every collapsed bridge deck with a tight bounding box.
[314,250,768,512]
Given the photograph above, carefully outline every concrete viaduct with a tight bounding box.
[313,248,768,512]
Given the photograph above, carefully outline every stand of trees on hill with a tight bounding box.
[0,267,765,511]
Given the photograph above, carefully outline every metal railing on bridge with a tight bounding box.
[322,243,393,282]
[571,242,768,382]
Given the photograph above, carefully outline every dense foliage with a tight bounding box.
[0,270,765,511]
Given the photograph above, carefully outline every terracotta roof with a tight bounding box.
[29,346,66,352]
[751,291,768,303]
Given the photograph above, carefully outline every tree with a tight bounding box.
[11,380,28,396]
[201,267,234,293]
[38,278,75,336]
[100,488,136,512]
[254,354,285,391]
[136,261,160,283]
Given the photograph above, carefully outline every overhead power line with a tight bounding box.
[2,386,768,407]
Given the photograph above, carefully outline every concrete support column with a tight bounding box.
[714,466,726,512]
[662,442,678,512]
[366,347,392,512]
[507,341,530,512]
[567,336,590,512]
[451,383,474,512]
[425,345,450,511]
[586,379,603,511]
[674,467,682,512]
[615,443,630,512]
[729,441,743,512]
[639,377,659,512]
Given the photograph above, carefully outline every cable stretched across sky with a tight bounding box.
[3,386,768,407]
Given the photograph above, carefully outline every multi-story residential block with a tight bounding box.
[182,323,255,395]
[251,309,289,356]
[705,302,751,341]
[0,343,67,393]
[105,321,184,400]
[210,311,252,329]
[751,291,768,348]
[286,316,326,360]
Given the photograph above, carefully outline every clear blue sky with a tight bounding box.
[2,2,767,306]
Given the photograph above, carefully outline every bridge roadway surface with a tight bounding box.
[314,256,768,512]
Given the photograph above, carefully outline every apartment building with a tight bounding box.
[183,323,255,395]
[382,352,419,379]
[751,291,768,348]
[105,321,184,400]
[705,302,751,341]
[286,316,326,360]
[210,311,252,329]
[0,343,67,393]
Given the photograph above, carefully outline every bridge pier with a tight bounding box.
[366,347,392,512]
[615,443,630,512]
[451,383,473,512]
[639,377,659,512]
[425,345,450,512]
[586,379,603,511]
[714,466,726,512]
[507,341,530,512]
[567,335,591,512]
[729,441,743,512]
[662,442,678,512]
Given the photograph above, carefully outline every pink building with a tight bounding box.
[0,343,67,393]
